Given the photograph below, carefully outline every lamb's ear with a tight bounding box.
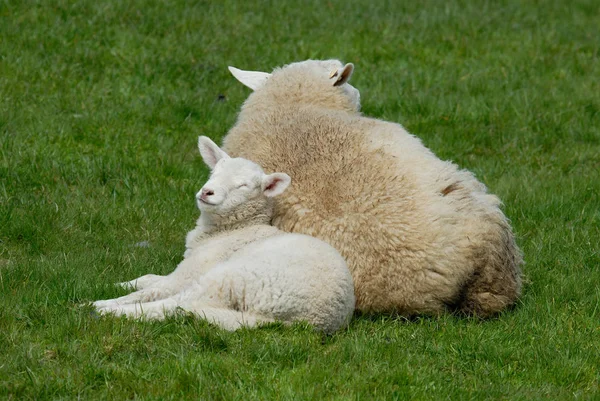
[262,173,291,198]
[198,136,230,170]
[228,66,271,91]
[330,63,354,87]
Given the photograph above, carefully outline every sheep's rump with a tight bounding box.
[223,107,522,317]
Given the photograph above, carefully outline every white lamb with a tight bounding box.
[92,136,355,333]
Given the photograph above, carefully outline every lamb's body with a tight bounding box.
[95,225,353,333]
[93,137,355,333]
[223,60,523,316]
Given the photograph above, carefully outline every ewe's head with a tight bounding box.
[228,59,361,112]
[196,136,291,217]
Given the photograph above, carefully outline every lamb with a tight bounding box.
[222,59,523,317]
[92,136,355,333]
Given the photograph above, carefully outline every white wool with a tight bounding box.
[222,59,523,317]
[93,137,355,334]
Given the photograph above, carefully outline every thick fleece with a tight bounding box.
[93,137,355,333]
[222,59,523,317]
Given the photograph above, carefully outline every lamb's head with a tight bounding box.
[228,59,361,112]
[196,136,291,220]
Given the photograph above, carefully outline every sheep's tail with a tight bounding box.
[191,306,274,331]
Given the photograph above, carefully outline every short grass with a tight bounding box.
[1,0,599,399]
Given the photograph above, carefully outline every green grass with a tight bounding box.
[1,0,599,399]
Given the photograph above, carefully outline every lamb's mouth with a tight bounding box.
[198,198,218,206]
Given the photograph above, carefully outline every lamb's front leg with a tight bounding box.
[98,298,180,320]
[93,286,175,309]
[117,274,165,290]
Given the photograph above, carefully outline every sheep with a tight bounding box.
[92,136,355,333]
[222,59,523,318]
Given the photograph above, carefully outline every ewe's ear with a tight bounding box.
[330,63,354,87]
[262,173,291,198]
[198,136,230,170]
[228,66,271,91]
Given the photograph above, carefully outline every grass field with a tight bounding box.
[1,0,599,399]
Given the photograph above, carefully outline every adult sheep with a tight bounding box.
[221,59,522,318]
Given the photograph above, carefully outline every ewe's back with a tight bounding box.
[222,60,522,317]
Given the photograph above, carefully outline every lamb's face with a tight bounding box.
[196,136,291,216]
[197,158,264,213]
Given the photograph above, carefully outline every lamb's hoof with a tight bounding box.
[93,300,117,309]
[115,281,135,290]
[95,305,120,316]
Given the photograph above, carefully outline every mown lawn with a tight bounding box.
[1,0,599,399]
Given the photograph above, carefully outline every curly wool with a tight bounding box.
[93,138,355,333]
[222,59,523,317]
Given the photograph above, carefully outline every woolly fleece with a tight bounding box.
[222,59,523,317]
[93,137,355,333]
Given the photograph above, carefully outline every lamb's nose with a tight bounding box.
[200,188,214,199]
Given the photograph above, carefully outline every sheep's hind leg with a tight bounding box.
[98,298,179,320]
[93,286,174,309]
[459,248,522,318]
[117,274,165,290]
[189,306,274,331]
